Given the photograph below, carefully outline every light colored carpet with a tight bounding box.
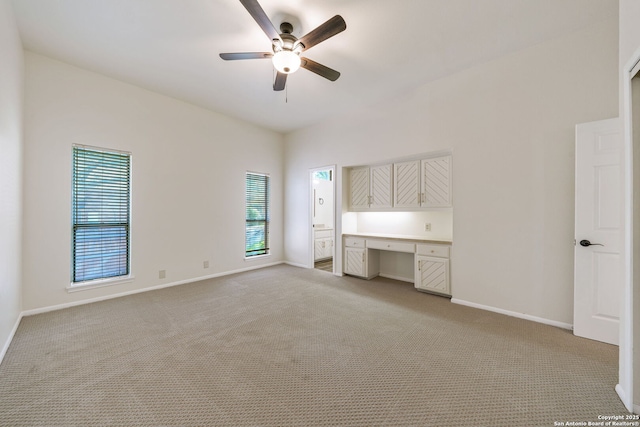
[0,264,628,426]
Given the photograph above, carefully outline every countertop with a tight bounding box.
[342,232,452,245]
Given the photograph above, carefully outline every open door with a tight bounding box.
[574,118,622,345]
[310,166,336,273]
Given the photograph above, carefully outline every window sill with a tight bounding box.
[67,275,134,293]
[244,253,271,261]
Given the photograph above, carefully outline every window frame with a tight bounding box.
[245,171,270,259]
[69,144,133,291]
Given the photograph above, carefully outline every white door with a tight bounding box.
[574,118,622,345]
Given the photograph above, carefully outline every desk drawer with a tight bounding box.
[345,237,365,248]
[416,244,450,258]
[367,239,415,253]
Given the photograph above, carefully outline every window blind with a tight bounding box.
[72,146,131,283]
[245,172,270,257]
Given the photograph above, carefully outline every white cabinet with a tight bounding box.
[422,155,452,208]
[369,164,393,209]
[393,160,421,208]
[344,247,366,276]
[352,154,452,211]
[349,167,370,209]
[349,164,393,210]
[393,156,452,209]
[414,244,451,295]
[314,229,333,261]
[314,238,333,261]
[343,237,379,278]
[343,236,450,295]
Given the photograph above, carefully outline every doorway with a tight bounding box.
[310,166,336,273]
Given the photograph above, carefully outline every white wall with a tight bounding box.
[284,16,618,326]
[0,0,23,359]
[22,52,284,311]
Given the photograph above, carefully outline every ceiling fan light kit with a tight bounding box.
[272,50,301,74]
[220,0,346,91]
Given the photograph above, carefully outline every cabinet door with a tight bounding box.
[370,164,393,208]
[344,247,366,277]
[415,255,450,295]
[394,160,421,208]
[314,239,324,261]
[350,167,370,209]
[326,238,334,259]
[422,156,452,208]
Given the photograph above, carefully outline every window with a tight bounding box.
[72,146,131,284]
[245,172,270,257]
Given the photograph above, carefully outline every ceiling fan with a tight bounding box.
[220,0,346,91]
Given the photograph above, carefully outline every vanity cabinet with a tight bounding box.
[314,229,334,261]
[414,244,451,295]
[348,164,393,210]
[393,155,452,209]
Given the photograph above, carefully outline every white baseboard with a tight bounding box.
[0,312,23,365]
[22,261,286,317]
[378,273,414,284]
[451,298,573,330]
[615,384,637,414]
[284,261,309,269]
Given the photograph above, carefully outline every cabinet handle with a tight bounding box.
[421,193,425,203]
[362,253,365,262]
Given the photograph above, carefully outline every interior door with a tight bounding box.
[574,118,622,345]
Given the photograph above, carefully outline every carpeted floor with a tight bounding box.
[0,264,628,426]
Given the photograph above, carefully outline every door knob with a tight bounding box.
[579,239,604,247]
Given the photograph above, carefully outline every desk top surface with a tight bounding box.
[342,232,452,245]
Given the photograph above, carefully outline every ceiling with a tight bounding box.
[11,0,617,133]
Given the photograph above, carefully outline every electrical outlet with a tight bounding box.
[159,270,166,279]
[424,223,432,231]
[203,260,210,269]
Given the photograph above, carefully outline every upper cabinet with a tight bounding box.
[393,160,421,208]
[350,154,452,211]
[349,164,393,210]
[349,167,370,209]
[422,155,452,208]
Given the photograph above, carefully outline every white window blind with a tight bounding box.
[245,172,270,257]
[72,146,131,283]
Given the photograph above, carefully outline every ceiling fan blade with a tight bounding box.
[239,0,282,43]
[273,72,287,91]
[297,15,346,51]
[301,58,340,81]
[220,52,273,60]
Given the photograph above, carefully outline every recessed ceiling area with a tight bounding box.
[11,0,617,133]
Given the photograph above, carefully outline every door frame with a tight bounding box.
[619,45,640,414]
[309,165,337,272]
